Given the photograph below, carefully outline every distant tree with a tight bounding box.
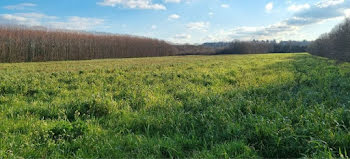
[174,44,216,55]
[308,18,350,61]
[216,40,308,54]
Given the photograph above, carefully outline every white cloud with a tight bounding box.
[4,3,36,10]
[171,33,192,43]
[186,22,210,32]
[168,14,180,20]
[97,0,166,10]
[151,25,157,29]
[205,22,301,42]
[265,2,273,12]
[205,0,350,42]
[288,4,310,12]
[0,13,57,26]
[1,14,35,25]
[208,12,214,16]
[232,23,299,39]
[345,9,350,17]
[48,17,105,30]
[316,0,344,8]
[221,4,230,8]
[164,0,181,3]
[174,33,191,39]
[286,0,349,26]
[0,13,104,31]
[230,23,297,40]
[164,0,191,4]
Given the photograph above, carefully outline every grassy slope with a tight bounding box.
[0,53,350,158]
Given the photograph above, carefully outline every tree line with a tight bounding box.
[0,25,314,63]
[308,18,350,61]
[175,40,310,56]
[0,25,177,63]
[215,40,310,54]
[174,44,216,55]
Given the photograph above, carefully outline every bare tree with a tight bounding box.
[308,18,350,61]
[0,25,178,63]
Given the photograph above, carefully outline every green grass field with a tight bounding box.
[0,53,350,158]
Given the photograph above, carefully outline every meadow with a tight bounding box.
[0,53,350,158]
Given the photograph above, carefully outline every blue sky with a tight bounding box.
[0,0,349,44]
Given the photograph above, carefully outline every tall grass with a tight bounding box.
[0,53,349,158]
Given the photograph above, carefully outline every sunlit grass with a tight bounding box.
[0,53,349,158]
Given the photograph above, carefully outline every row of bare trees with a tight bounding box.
[0,26,178,63]
[308,18,350,61]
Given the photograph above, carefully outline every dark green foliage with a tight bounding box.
[64,98,111,121]
[48,120,87,141]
